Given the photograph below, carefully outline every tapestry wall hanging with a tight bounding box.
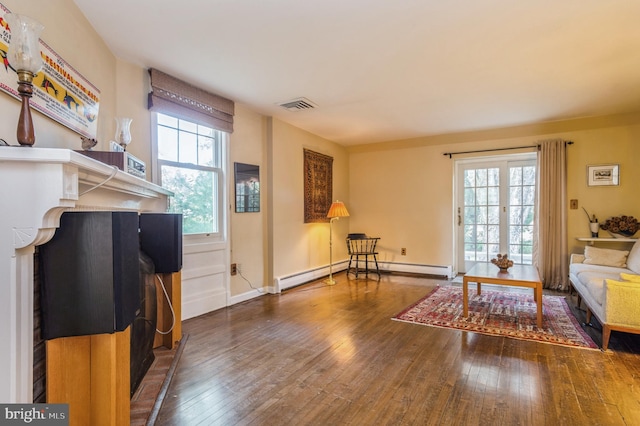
[303,149,333,223]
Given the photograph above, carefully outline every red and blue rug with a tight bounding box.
[392,286,598,349]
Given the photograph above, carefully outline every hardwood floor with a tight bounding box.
[155,273,640,425]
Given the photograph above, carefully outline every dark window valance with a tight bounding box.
[148,68,234,133]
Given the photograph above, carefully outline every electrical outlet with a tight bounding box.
[401,248,406,256]
[231,263,237,276]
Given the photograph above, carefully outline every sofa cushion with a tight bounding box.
[583,246,629,268]
[620,272,640,283]
[570,265,631,307]
[570,263,631,277]
[626,241,640,274]
[577,271,609,306]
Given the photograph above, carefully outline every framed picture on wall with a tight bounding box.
[234,163,260,212]
[587,164,619,186]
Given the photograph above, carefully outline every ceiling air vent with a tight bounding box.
[277,97,317,111]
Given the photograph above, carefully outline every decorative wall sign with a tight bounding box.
[303,149,333,223]
[587,164,619,187]
[0,3,100,139]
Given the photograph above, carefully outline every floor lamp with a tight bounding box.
[326,200,350,285]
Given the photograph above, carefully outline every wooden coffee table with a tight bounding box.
[462,263,543,328]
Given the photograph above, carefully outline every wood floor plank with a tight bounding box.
[154,273,640,425]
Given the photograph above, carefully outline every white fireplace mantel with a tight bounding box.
[0,147,171,403]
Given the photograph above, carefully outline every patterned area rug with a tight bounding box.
[392,286,598,349]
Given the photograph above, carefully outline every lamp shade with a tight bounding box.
[327,201,350,218]
[6,13,44,74]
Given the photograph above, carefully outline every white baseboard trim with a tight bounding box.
[228,288,264,305]
[182,288,227,320]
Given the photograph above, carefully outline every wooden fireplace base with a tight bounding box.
[46,271,182,426]
[154,271,182,350]
[47,328,131,426]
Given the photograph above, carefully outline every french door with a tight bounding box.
[455,154,537,273]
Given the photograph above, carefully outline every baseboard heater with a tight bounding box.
[273,261,348,293]
[379,262,453,279]
[273,261,452,293]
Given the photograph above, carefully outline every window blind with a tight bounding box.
[148,68,234,133]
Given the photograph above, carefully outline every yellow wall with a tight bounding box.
[349,143,455,267]
[229,104,269,294]
[2,0,351,298]
[348,113,640,272]
[566,121,640,252]
[228,111,350,292]
[1,2,149,166]
[270,119,350,281]
[113,60,153,169]
[1,0,117,149]
[4,0,639,299]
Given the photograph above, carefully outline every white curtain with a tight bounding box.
[534,139,569,290]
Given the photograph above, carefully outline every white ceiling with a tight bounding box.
[72,0,640,146]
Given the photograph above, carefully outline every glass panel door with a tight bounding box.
[455,154,537,273]
[459,163,504,273]
[508,163,536,264]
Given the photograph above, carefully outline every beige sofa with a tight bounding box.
[569,241,640,350]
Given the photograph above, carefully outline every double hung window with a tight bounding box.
[154,113,225,235]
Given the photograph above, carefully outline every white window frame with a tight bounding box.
[151,112,228,243]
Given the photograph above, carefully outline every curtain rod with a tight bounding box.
[443,141,573,159]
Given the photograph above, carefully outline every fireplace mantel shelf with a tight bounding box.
[0,147,171,403]
[1,147,171,248]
